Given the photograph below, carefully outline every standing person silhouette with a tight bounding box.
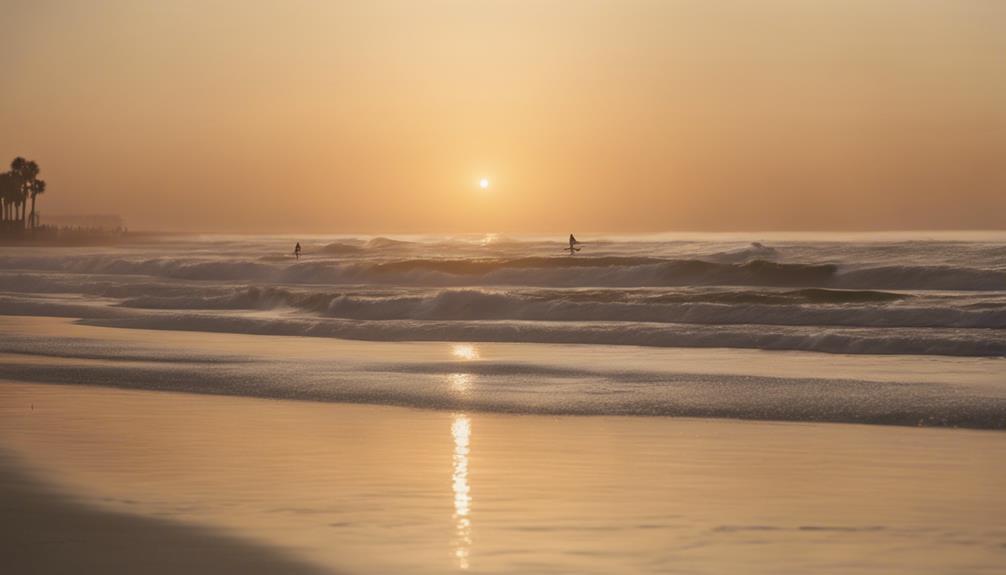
[567,234,581,255]
[294,242,302,260]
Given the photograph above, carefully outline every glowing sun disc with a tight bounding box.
[479,178,490,189]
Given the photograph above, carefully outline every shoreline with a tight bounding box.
[0,451,333,575]
[1,315,1004,430]
[3,380,1004,574]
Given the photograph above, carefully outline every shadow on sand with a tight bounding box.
[0,452,337,575]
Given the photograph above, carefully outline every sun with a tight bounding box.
[479,178,490,189]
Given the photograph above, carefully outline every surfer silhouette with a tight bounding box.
[566,234,582,255]
[294,242,302,260]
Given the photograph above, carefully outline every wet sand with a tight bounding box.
[2,381,1005,574]
[0,453,329,574]
[2,316,1004,429]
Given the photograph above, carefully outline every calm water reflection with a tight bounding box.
[449,344,476,568]
[449,373,472,392]
[3,382,1006,575]
[451,414,472,569]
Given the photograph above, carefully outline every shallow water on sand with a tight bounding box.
[2,316,1005,428]
[2,382,1005,574]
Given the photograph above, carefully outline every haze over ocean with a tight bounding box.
[2,232,1004,428]
[3,1,1005,572]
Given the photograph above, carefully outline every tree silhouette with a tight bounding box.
[10,158,27,228]
[29,179,46,228]
[0,171,15,225]
[1,157,45,232]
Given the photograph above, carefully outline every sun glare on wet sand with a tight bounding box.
[451,344,480,361]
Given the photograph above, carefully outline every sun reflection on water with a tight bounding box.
[449,373,472,392]
[451,344,480,361]
[452,414,472,569]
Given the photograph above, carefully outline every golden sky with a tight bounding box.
[2,0,1003,233]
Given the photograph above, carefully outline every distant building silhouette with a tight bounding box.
[42,214,125,230]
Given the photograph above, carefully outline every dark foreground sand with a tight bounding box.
[0,454,331,575]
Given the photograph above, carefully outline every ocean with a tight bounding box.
[1,232,1004,427]
[2,232,1006,574]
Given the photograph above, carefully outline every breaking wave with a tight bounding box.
[1,253,1003,290]
[100,286,1006,330]
[1,235,1004,359]
[0,292,1001,357]
[81,314,1006,357]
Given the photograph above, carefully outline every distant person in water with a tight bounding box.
[566,233,581,255]
[294,242,302,260]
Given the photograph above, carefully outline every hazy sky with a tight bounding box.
[2,0,1004,233]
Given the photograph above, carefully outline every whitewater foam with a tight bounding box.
[1,234,1004,357]
[1,316,1004,429]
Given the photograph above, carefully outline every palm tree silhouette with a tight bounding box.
[18,159,38,229]
[0,171,15,226]
[10,158,26,228]
[29,179,45,228]
[3,157,42,231]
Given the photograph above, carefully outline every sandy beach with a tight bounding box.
[0,451,329,574]
[2,378,1005,574]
